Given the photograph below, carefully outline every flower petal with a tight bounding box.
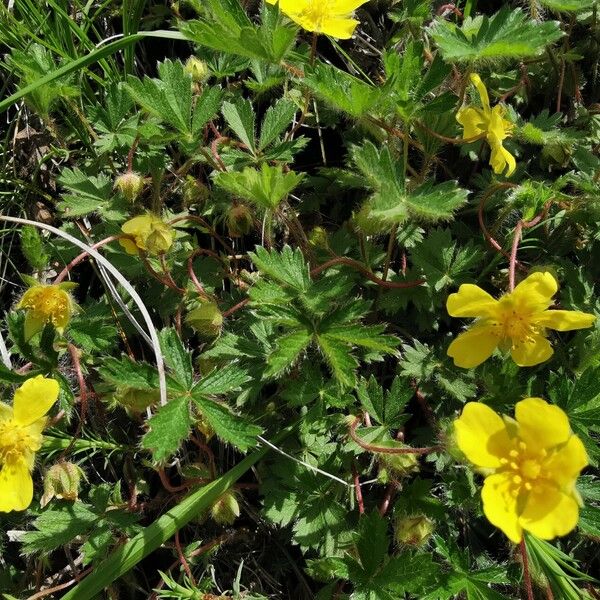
[456,107,486,139]
[13,375,60,427]
[515,397,571,451]
[0,459,33,512]
[0,401,13,421]
[488,137,516,177]
[534,310,596,332]
[332,0,369,11]
[544,434,588,487]
[319,17,359,38]
[447,324,499,368]
[481,472,523,543]
[447,284,498,318]
[519,483,579,540]
[454,402,511,469]
[509,333,553,367]
[511,272,558,309]
[469,73,491,113]
[119,238,141,255]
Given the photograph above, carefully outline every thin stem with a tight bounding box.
[509,220,523,292]
[378,483,398,517]
[222,298,250,318]
[352,462,365,514]
[54,235,122,283]
[311,256,424,289]
[310,32,318,66]
[520,537,535,600]
[349,417,440,455]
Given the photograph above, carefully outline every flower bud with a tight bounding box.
[378,452,419,483]
[210,490,240,525]
[395,514,435,547]
[115,172,144,202]
[182,175,209,208]
[120,213,175,256]
[185,56,210,83]
[41,462,82,508]
[186,302,223,339]
[114,386,160,414]
[226,204,253,237]
[309,226,328,249]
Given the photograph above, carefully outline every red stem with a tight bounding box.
[222,298,250,318]
[352,462,365,514]
[520,537,535,600]
[174,531,195,584]
[54,235,121,283]
[509,220,523,292]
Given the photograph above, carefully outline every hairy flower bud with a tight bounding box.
[186,301,223,339]
[115,172,144,202]
[210,490,240,525]
[395,514,435,547]
[226,204,253,237]
[378,452,419,482]
[182,175,209,207]
[185,56,210,83]
[41,462,83,508]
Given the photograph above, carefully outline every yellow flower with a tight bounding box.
[457,73,516,177]
[0,376,60,512]
[119,214,175,256]
[447,272,595,368]
[266,0,369,39]
[454,398,588,543]
[17,283,76,340]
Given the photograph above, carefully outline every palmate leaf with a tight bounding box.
[141,396,192,462]
[259,99,297,149]
[303,63,381,118]
[222,98,256,152]
[213,164,304,210]
[352,142,468,225]
[57,167,112,218]
[126,60,222,139]
[265,329,312,377]
[249,245,311,292]
[357,376,412,428]
[430,7,563,63]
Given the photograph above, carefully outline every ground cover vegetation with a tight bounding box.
[1,0,600,598]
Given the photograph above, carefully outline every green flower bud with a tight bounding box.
[395,515,435,547]
[41,462,83,508]
[182,175,209,207]
[185,57,210,83]
[309,226,329,249]
[114,386,160,414]
[226,204,254,237]
[186,301,223,339]
[210,490,240,525]
[115,172,144,202]
[378,451,419,482]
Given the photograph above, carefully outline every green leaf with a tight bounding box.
[57,168,112,219]
[303,63,381,118]
[249,245,311,292]
[142,396,192,462]
[68,307,119,354]
[317,333,359,388]
[540,0,597,11]
[98,356,159,391]
[213,164,304,210]
[192,396,262,451]
[322,324,400,355]
[222,98,256,152]
[259,99,296,149]
[355,512,389,577]
[352,142,468,225]
[411,228,482,292]
[265,329,312,377]
[430,8,564,63]
[357,376,412,428]
[192,363,250,396]
[22,502,99,554]
[159,328,193,390]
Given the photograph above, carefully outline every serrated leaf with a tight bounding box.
[317,334,358,388]
[265,329,312,377]
[355,512,389,577]
[159,328,193,390]
[430,8,564,63]
[322,324,400,355]
[98,356,159,391]
[221,98,256,151]
[303,63,381,118]
[259,99,296,149]
[214,163,303,210]
[192,396,262,451]
[57,168,112,218]
[142,396,192,462]
[192,363,250,395]
[249,245,311,292]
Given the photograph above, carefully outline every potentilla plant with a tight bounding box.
[0,0,599,598]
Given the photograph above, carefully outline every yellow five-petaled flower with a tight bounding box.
[0,376,60,512]
[266,0,369,39]
[119,213,175,256]
[447,271,596,368]
[454,398,587,543]
[17,283,76,340]
[457,73,516,177]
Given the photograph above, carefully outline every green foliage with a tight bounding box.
[430,8,564,63]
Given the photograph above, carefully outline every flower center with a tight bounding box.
[300,0,332,28]
[489,299,539,345]
[21,287,70,324]
[499,440,548,498]
[0,419,38,465]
